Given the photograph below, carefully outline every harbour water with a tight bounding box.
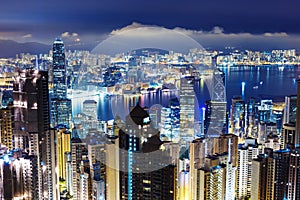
[71,65,300,121]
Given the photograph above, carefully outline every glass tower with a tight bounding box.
[51,39,72,128]
[52,38,67,99]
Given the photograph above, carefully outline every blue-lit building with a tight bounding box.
[51,39,72,128]
[118,104,176,200]
[229,97,246,138]
[52,38,67,99]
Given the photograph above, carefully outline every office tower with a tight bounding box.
[51,39,72,128]
[0,107,13,149]
[237,139,262,199]
[52,38,67,99]
[56,126,71,180]
[180,76,195,142]
[169,98,180,142]
[13,69,52,200]
[118,104,177,200]
[51,98,72,127]
[160,107,172,141]
[83,100,98,119]
[283,95,297,124]
[205,69,227,137]
[229,97,246,139]
[105,136,120,200]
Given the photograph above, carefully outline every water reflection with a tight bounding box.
[71,65,300,121]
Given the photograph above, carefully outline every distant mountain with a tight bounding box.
[0,40,51,58]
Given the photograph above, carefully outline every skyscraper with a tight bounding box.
[283,95,297,124]
[51,39,72,128]
[118,104,177,200]
[229,97,246,139]
[205,69,227,137]
[52,38,67,99]
[13,69,53,199]
[180,76,195,142]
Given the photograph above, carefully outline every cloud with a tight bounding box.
[61,31,71,38]
[263,32,288,37]
[111,23,289,40]
[22,34,32,38]
[61,31,80,42]
[103,22,299,52]
[173,27,203,35]
[110,22,157,35]
[210,26,224,34]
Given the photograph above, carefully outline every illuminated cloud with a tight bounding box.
[61,32,71,38]
[61,32,81,43]
[110,22,150,35]
[22,34,32,38]
[92,22,300,54]
[263,32,288,37]
[210,26,224,34]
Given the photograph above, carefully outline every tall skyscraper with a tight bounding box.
[13,69,53,199]
[283,95,297,124]
[229,97,246,140]
[180,76,195,142]
[56,126,71,180]
[118,104,177,200]
[205,69,227,137]
[52,38,67,99]
[51,39,72,128]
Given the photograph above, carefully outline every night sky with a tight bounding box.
[1,0,300,50]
